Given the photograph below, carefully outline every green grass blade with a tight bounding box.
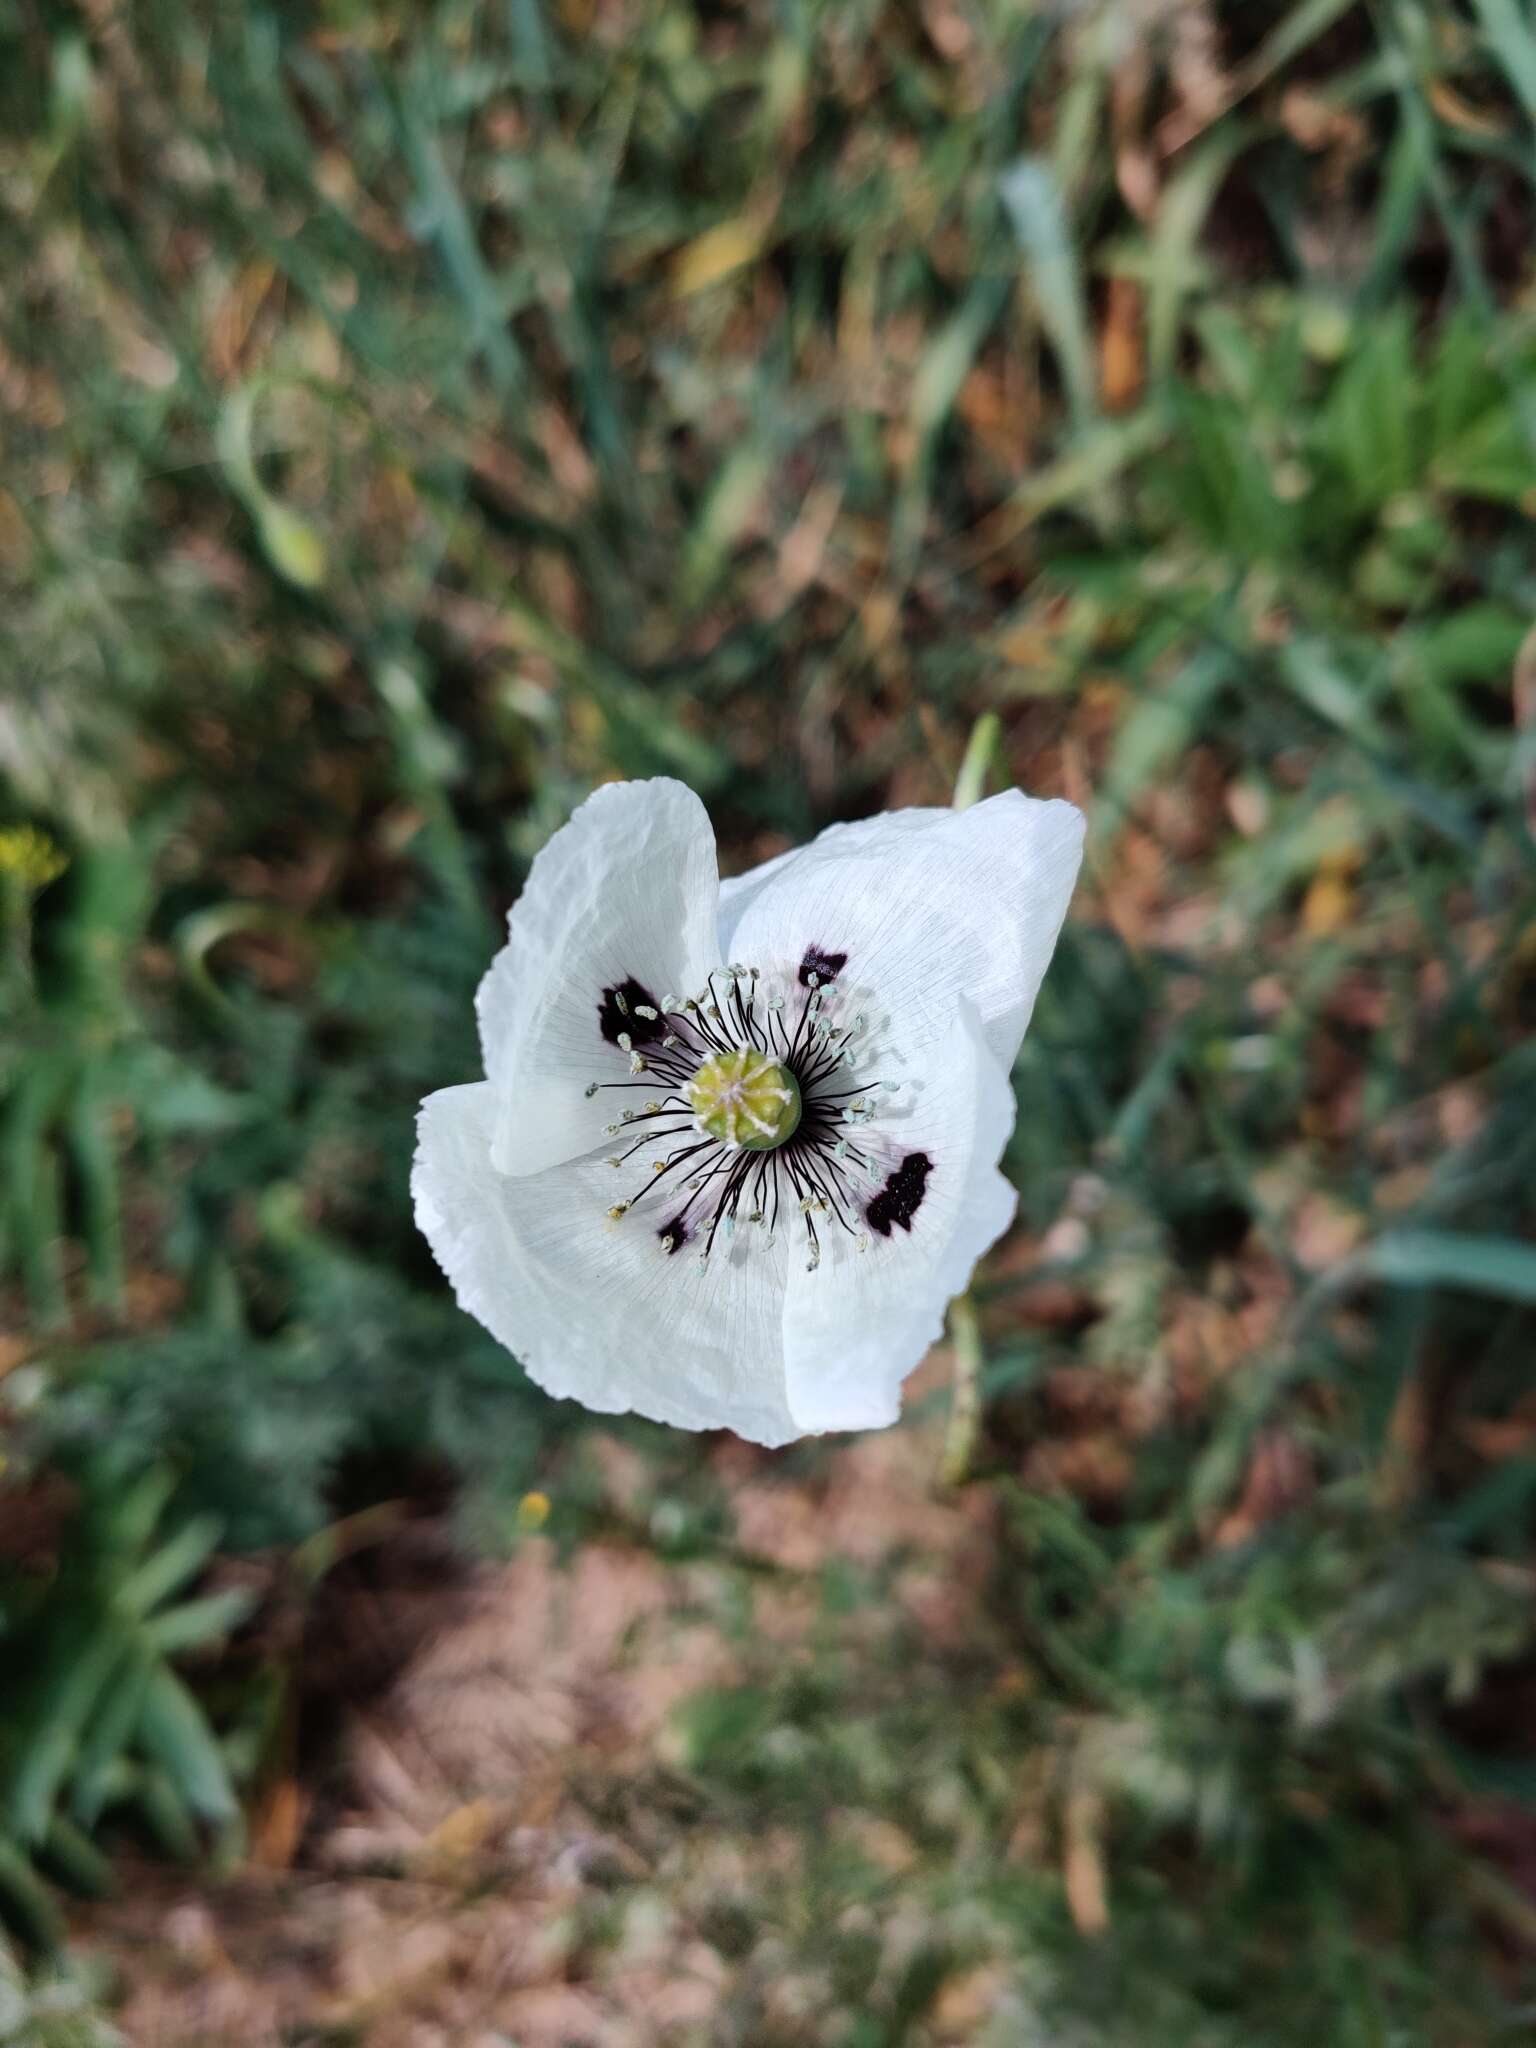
[1368,1231,1536,1306]
[137,1668,240,1828]
[1000,158,1097,432]
[1473,0,1536,124]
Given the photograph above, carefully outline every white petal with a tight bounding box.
[720,791,1084,1074]
[717,808,936,948]
[414,1082,800,1445]
[476,779,724,1178]
[780,1000,1016,1435]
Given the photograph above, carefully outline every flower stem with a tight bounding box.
[939,1293,983,1487]
[943,715,999,1478]
[951,711,1001,812]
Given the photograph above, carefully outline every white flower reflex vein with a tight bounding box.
[413,779,1084,1446]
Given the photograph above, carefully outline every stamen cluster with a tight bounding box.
[589,965,888,1272]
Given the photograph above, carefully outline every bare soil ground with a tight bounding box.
[72,1376,999,2046]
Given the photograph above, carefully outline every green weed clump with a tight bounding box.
[3,0,1536,2036]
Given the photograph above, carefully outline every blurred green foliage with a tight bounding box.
[0,1927,120,2048]
[0,1465,250,1951]
[3,0,1536,2037]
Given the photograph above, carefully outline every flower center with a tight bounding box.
[686,1046,802,1151]
[589,962,906,1272]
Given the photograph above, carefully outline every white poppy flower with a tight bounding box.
[413,778,1084,1446]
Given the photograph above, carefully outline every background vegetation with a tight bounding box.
[4,0,1536,2039]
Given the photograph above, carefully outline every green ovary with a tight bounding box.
[686,1047,802,1151]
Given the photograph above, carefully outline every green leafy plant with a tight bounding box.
[0,1929,121,2048]
[0,1464,252,1948]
